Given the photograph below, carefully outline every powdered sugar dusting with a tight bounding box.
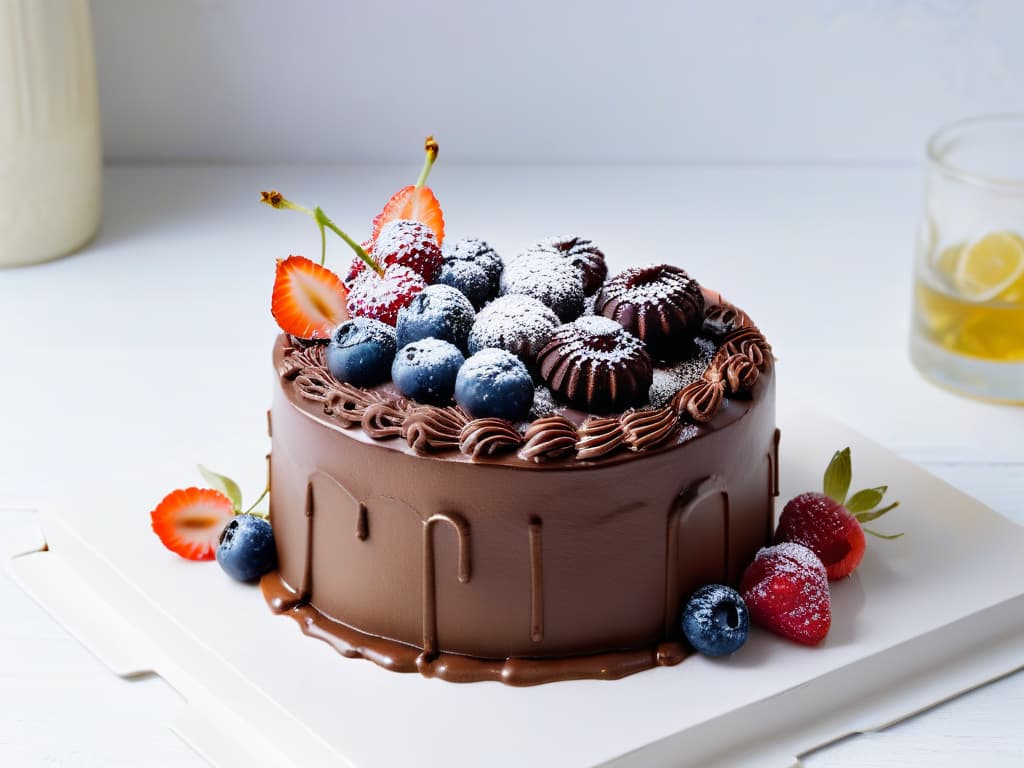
[468,294,560,362]
[529,385,564,419]
[647,337,717,407]
[500,253,585,321]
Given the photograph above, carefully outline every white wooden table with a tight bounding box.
[1,165,1022,766]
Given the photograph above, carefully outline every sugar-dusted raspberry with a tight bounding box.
[596,264,704,362]
[537,315,653,413]
[374,219,443,283]
[346,264,427,326]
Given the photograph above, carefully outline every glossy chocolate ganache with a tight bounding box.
[262,292,779,685]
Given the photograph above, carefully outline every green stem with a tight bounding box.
[315,207,383,275]
[414,136,439,189]
[243,487,269,516]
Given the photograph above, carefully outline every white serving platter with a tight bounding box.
[8,398,1024,768]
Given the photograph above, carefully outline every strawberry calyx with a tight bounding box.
[821,447,902,538]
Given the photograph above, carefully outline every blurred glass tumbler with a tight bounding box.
[911,115,1024,403]
[0,0,101,268]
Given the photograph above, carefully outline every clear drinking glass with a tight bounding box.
[911,114,1024,403]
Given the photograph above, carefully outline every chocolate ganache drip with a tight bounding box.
[575,416,625,460]
[621,407,677,451]
[520,416,578,462]
[403,406,470,453]
[459,418,523,458]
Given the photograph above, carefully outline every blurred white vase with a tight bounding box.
[0,0,101,268]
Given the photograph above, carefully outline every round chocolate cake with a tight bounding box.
[262,279,778,685]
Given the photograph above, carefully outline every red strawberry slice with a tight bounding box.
[371,186,446,246]
[774,448,901,580]
[271,255,349,339]
[739,542,831,645]
[150,487,235,561]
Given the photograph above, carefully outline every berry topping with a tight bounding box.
[501,253,585,322]
[437,258,493,309]
[739,542,831,645]
[596,264,705,361]
[391,337,465,404]
[774,448,901,580]
[371,137,445,245]
[347,264,427,326]
[681,584,750,657]
[454,348,535,421]
[271,256,349,340]
[343,239,380,289]
[537,315,654,413]
[526,236,608,295]
[396,284,476,352]
[442,237,504,295]
[216,513,277,582]
[150,487,236,561]
[374,219,443,283]
[326,317,398,387]
[467,294,560,364]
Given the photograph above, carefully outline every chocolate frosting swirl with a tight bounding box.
[403,406,470,453]
[279,343,328,380]
[721,327,772,370]
[362,399,412,439]
[292,371,383,428]
[575,416,625,460]
[621,407,678,451]
[720,352,759,394]
[672,371,726,424]
[520,416,578,462]
[459,418,523,458]
[703,301,754,339]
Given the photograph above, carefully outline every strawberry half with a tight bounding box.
[150,487,235,561]
[271,255,349,339]
[739,542,831,645]
[371,186,445,247]
[774,448,901,580]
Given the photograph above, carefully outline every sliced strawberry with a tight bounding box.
[739,542,831,645]
[271,255,349,339]
[371,186,445,246]
[151,487,235,561]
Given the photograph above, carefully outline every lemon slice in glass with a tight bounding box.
[953,231,1024,302]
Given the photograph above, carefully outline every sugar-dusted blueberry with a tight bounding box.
[326,317,397,387]
[442,237,503,293]
[391,337,465,404]
[396,284,476,352]
[437,259,492,309]
[681,584,750,657]
[455,348,534,421]
[216,514,277,582]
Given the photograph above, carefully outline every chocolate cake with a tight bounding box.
[262,287,778,685]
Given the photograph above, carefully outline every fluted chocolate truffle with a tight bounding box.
[596,264,704,361]
[537,316,653,414]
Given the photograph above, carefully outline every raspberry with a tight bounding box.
[374,219,443,283]
[346,264,427,326]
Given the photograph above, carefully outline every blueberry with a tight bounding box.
[396,284,476,352]
[680,584,749,657]
[442,237,503,294]
[391,337,465,404]
[216,514,277,582]
[454,348,534,421]
[437,259,493,309]
[325,318,397,387]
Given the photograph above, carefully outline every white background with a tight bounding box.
[92,0,1024,164]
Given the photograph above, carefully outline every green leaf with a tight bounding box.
[854,500,899,523]
[198,465,243,512]
[845,486,887,513]
[864,527,904,540]
[823,447,852,504]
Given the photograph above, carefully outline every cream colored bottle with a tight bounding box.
[0,0,101,268]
